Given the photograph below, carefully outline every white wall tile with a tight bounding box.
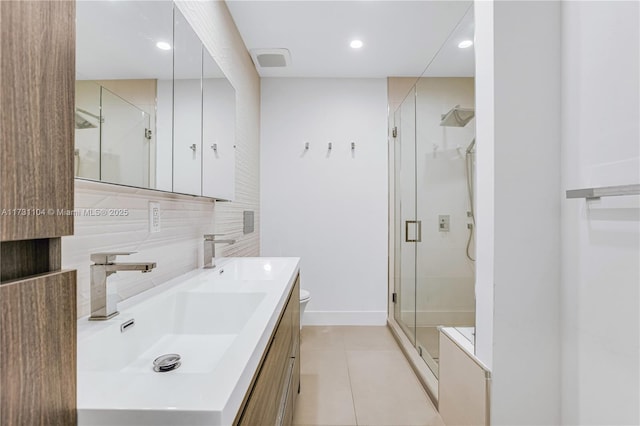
[64,180,215,317]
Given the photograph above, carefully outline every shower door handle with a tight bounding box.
[405,220,422,243]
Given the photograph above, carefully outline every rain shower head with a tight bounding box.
[75,112,96,129]
[75,108,102,130]
[440,105,475,127]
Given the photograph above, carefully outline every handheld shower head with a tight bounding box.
[465,138,476,154]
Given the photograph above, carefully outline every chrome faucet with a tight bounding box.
[203,235,236,269]
[89,252,156,321]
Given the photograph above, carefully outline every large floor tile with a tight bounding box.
[301,326,345,352]
[292,378,357,426]
[299,350,350,379]
[346,350,442,426]
[294,326,444,426]
[293,350,357,426]
[341,326,399,351]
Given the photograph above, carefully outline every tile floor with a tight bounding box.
[292,326,445,426]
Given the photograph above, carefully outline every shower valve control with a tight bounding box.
[438,215,450,232]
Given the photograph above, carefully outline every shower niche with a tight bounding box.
[390,5,476,381]
[75,1,236,200]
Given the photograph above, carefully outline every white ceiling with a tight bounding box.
[225,0,475,78]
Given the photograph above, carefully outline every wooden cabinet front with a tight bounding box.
[237,275,300,426]
[0,0,75,241]
[0,270,77,425]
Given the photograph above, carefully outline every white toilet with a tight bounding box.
[299,289,311,329]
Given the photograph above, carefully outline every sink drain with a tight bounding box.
[153,354,181,372]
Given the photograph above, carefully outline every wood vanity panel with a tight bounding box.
[288,277,300,421]
[0,0,75,241]
[238,297,293,425]
[0,238,61,282]
[236,275,300,426]
[0,270,77,425]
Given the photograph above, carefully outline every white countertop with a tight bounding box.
[77,257,300,426]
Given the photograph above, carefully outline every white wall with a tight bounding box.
[473,0,495,372]
[475,1,562,424]
[560,1,640,424]
[64,1,261,317]
[475,1,639,424]
[261,78,388,325]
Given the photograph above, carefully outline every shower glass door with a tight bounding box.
[413,78,477,376]
[393,77,477,379]
[390,3,476,381]
[394,87,417,346]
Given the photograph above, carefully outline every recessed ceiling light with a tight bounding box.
[350,39,363,49]
[156,41,171,51]
[458,40,473,49]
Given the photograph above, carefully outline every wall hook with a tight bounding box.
[351,142,355,150]
[211,143,218,152]
[328,142,332,150]
[304,142,309,150]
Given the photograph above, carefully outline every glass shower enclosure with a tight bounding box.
[392,76,477,378]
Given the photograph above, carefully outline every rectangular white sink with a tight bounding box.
[213,257,289,280]
[77,257,300,426]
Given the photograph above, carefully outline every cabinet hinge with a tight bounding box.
[392,292,397,303]
[392,127,397,138]
[144,128,152,140]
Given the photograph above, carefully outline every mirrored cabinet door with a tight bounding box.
[172,8,202,196]
[76,1,236,200]
[75,1,173,191]
[202,50,236,200]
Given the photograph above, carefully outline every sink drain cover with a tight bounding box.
[153,354,181,372]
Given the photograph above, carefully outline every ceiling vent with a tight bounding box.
[250,48,291,68]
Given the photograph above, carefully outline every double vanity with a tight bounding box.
[77,257,301,426]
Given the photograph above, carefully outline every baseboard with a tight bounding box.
[303,310,387,326]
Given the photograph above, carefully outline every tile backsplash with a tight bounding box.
[63,180,218,318]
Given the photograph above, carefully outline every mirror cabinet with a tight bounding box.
[75,1,235,200]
